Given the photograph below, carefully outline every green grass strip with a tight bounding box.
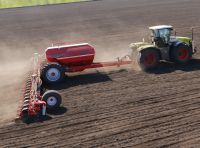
[0,0,87,9]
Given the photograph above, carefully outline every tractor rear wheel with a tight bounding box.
[171,44,192,64]
[136,48,160,71]
[41,63,65,85]
[42,90,62,109]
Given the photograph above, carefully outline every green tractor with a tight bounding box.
[130,25,197,71]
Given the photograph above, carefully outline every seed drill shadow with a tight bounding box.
[20,107,67,124]
[46,71,113,90]
[47,106,67,115]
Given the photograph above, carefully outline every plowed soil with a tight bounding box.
[1,0,200,147]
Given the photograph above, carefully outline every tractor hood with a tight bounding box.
[129,42,155,51]
[170,36,192,44]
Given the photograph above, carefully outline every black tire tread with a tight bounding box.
[42,90,62,109]
[171,43,192,64]
[136,48,160,71]
[41,63,65,85]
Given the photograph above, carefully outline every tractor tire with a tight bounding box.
[41,63,65,85]
[171,44,192,64]
[42,90,62,109]
[136,48,160,71]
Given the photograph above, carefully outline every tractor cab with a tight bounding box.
[149,25,173,47]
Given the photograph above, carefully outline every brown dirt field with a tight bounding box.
[1,0,200,147]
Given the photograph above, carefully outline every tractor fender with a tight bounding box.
[137,45,155,52]
[173,41,184,47]
[130,42,154,52]
[176,36,192,45]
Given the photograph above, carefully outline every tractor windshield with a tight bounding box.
[158,28,172,44]
[152,28,172,44]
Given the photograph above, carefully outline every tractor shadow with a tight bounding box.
[45,71,112,90]
[148,59,200,74]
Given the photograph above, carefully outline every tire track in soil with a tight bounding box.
[166,136,200,148]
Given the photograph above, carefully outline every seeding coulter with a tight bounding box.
[17,54,62,122]
[17,25,197,122]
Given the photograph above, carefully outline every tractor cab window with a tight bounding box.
[158,28,172,44]
[152,28,172,47]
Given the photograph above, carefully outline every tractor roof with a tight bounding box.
[149,25,173,30]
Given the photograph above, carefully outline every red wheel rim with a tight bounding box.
[144,53,156,65]
[178,48,189,60]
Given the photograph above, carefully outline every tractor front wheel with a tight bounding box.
[41,63,65,85]
[171,44,192,64]
[42,90,62,109]
[136,48,160,71]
